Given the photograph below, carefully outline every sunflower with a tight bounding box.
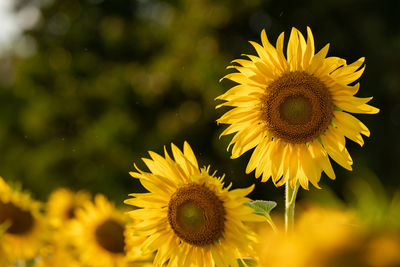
[69,194,145,267]
[34,240,81,267]
[0,226,10,266]
[125,142,261,267]
[42,188,92,266]
[216,27,379,189]
[0,176,45,262]
[256,205,362,267]
[47,188,91,229]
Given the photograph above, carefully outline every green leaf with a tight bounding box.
[237,257,258,267]
[245,200,278,231]
[245,200,277,217]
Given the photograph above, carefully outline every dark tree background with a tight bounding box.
[0,0,398,208]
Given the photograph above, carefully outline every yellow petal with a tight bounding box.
[302,26,315,69]
[228,184,254,198]
[329,82,360,97]
[254,61,276,80]
[287,27,300,71]
[124,195,167,208]
[230,58,253,67]
[220,72,263,87]
[334,96,379,114]
[219,120,253,136]
[256,140,275,179]
[217,107,258,124]
[260,29,285,71]
[308,140,336,180]
[183,141,199,169]
[320,127,353,170]
[249,40,270,64]
[333,65,365,85]
[307,43,330,74]
[276,32,289,71]
[334,111,370,136]
[331,57,365,78]
[314,56,346,77]
[299,144,321,188]
[215,84,264,101]
[246,136,271,174]
[230,125,264,158]
[171,143,197,177]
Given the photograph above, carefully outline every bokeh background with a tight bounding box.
[0,0,398,211]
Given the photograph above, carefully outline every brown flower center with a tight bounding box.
[95,219,125,254]
[65,205,76,219]
[261,71,334,143]
[168,183,226,247]
[0,201,35,235]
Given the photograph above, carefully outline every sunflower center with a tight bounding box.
[279,95,312,125]
[95,219,125,254]
[168,183,226,247]
[178,201,205,229]
[261,71,334,143]
[0,201,35,235]
[66,205,76,219]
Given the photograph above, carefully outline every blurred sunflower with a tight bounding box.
[256,204,400,267]
[216,27,379,189]
[34,241,81,267]
[0,225,10,266]
[69,194,137,267]
[47,188,91,228]
[125,142,261,267]
[256,205,362,267]
[0,177,45,262]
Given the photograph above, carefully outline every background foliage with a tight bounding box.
[0,0,398,207]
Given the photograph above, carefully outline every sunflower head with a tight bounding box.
[0,226,10,266]
[256,205,362,267]
[216,27,379,189]
[47,188,91,228]
[69,194,133,267]
[125,142,261,267]
[0,177,46,262]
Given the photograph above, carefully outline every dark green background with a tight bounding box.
[0,0,398,208]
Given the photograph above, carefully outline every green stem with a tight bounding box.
[284,181,299,233]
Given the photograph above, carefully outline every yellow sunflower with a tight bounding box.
[256,205,362,267]
[0,225,11,266]
[69,194,145,267]
[34,240,81,267]
[47,188,91,228]
[216,27,379,189]
[125,142,261,267]
[0,176,46,262]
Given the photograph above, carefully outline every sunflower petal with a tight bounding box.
[307,43,330,74]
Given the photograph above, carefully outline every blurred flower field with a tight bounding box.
[0,0,400,266]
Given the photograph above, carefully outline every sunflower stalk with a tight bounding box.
[285,181,300,233]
